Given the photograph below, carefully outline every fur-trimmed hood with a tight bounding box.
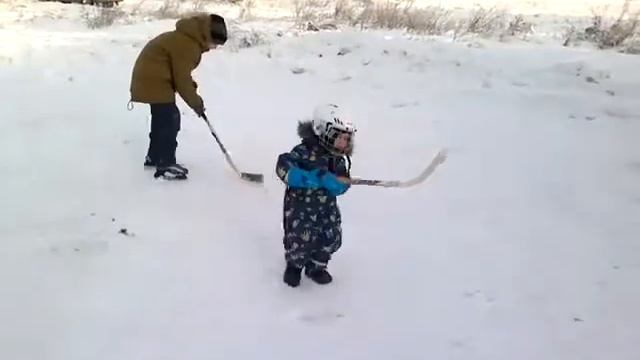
[297,120,354,156]
[297,120,317,140]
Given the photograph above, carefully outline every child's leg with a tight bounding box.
[304,226,342,284]
[283,228,321,287]
[283,228,316,269]
[145,105,161,164]
[150,103,181,167]
[167,103,180,165]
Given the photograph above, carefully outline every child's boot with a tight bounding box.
[154,164,188,180]
[305,268,333,285]
[283,262,302,287]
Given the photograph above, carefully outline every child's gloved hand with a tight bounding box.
[318,171,350,196]
[286,167,322,188]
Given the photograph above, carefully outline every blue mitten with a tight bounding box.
[286,167,321,188]
[319,172,350,196]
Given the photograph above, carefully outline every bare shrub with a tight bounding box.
[563,24,578,47]
[505,15,533,37]
[281,1,540,44]
[127,0,148,16]
[192,0,208,12]
[327,1,506,38]
[349,0,454,34]
[405,6,454,35]
[455,5,507,38]
[82,6,127,29]
[148,0,217,19]
[350,0,375,29]
[565,0,639,51]
[234,28,270,48]
[219,23,277,51]
[154,0,185,19]
[239,0,255,20]
[334,0,370,24]
[370,0,408,29]
[293,0,332,26]
[333,0,352,20]
[591,10,639,48]
[621,37,640,53]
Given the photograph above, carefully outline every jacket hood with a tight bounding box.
[297,120,317,140]
[297,120,354,156]
[175,14,212,52]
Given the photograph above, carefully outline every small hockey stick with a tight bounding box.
[348,149,447,188]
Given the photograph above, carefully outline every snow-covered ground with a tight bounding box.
[1,1,640,360]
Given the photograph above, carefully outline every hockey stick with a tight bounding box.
[347,149,447,188]
[203,117,264,184]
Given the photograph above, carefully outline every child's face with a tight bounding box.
[334,133,352,153]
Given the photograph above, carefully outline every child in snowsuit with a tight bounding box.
[276,104,356,287]
[129,13,228,180]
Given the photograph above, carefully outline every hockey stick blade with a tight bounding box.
[205,118,264,184]
[241,172,264,183]
[349,149,447,188]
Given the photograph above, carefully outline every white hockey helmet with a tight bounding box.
[312,103,356,155]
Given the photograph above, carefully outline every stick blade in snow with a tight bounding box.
[241,172,264,184]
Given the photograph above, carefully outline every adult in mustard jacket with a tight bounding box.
[130,13,227,180]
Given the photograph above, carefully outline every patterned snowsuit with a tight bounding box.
[276,122,351,271]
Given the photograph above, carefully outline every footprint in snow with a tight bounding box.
[604,108,640,120]
[337,47,351,56]
[585,76,599,84]
[49,240,109,256]
[293,310,346,324]
[291,67,306,75]
[408,62,428,72]
[463,290,496,306]
[450,339,470,349]
[391,101,420,108]
[625,161,640,173]
[119,228,135,237]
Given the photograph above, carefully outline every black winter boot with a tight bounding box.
[283,262,302,287]
[154,164,188,180]
[146,156,189,174]
[171,163,189,174]
[305,268,333,285]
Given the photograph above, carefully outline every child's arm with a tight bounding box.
[276,145,321,188]
[169,45,204,116]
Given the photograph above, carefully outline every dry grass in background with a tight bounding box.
[72,0,638,53]
[564,0,639,53]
